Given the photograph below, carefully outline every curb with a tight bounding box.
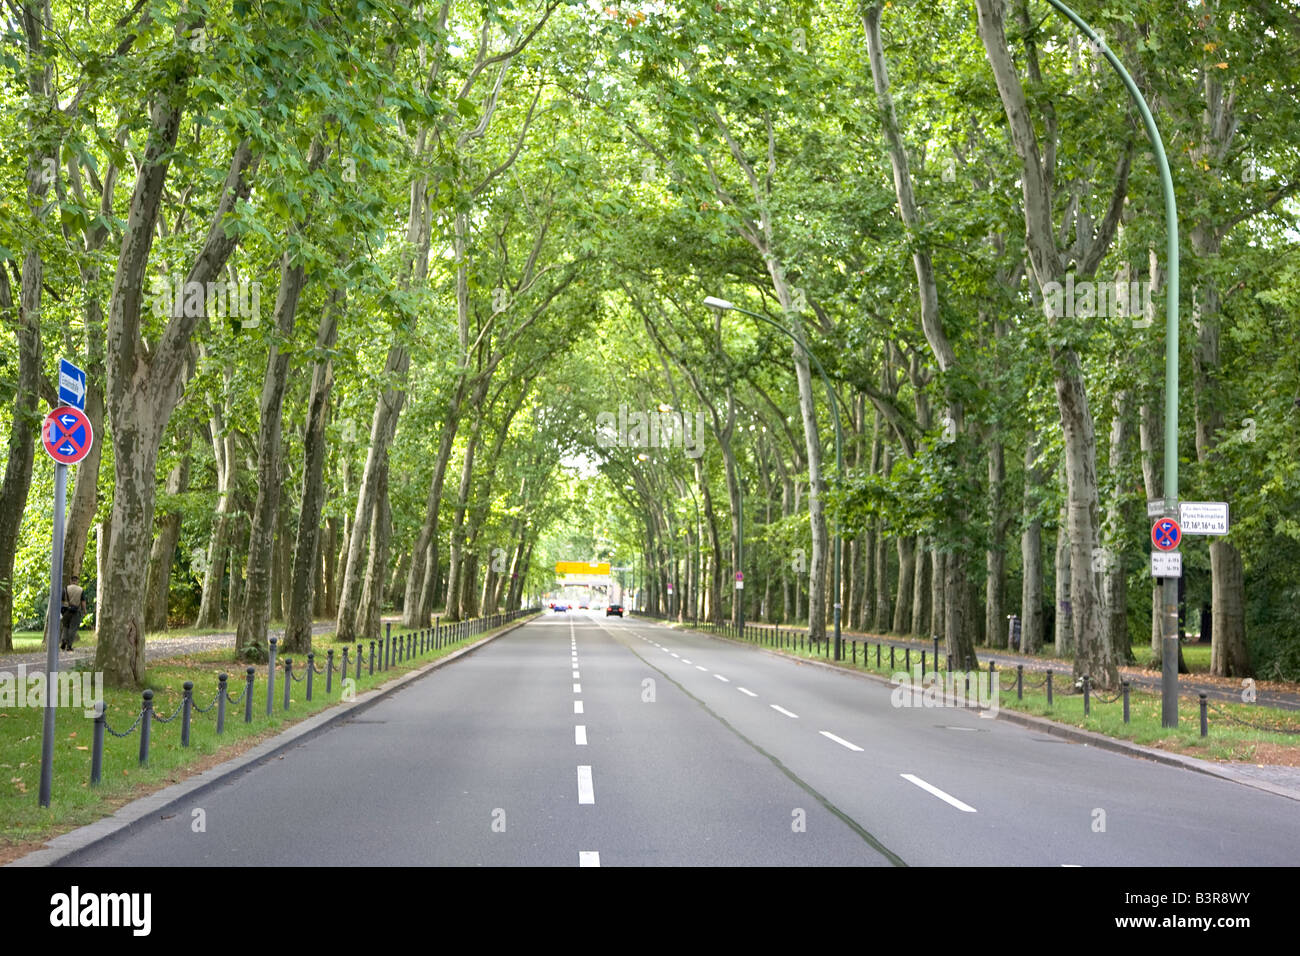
[664,621,1300,805]
[7,614,539,867]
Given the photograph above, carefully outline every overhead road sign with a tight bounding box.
[556,561,611,574]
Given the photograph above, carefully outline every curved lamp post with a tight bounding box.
[704,296,845,660]
[1044,0,1180,725]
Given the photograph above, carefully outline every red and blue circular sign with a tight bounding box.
[42,406,93,465]
[1151,517,1181,552]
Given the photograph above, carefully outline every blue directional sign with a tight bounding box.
[58,358,86,410]
[42,406,93,465]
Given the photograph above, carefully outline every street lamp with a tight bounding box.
[704,296,846,660]
[1043,0,1180,725]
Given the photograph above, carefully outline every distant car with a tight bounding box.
[548,602,555,608]
[554,604,568,612]
[579,604,588,610]
[606,605,623,617]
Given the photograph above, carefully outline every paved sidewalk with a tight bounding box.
[0,621,337,678]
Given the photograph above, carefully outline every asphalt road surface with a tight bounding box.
[67,612,1300,867]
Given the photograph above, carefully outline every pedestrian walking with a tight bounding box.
[60,574,86,650]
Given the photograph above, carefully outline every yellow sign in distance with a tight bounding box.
[556,560,611,576]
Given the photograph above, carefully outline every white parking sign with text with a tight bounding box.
[1179,501,1229,535]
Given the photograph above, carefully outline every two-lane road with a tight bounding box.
[66,613,1300,866]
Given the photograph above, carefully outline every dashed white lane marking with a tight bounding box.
[770,705,799,719]
[574,701,584,714]
[695,665,707,671]
[713,674,730,682]
[577,766,595,804]
[681,659,692,664]
[737,687,758,697]
[670,653,680,658]
[820,730,864,752]
[579,851,600,867]
[900,773,977,813]
[573,670,580,678]
[573,683,582,693]
[575,725,587,746]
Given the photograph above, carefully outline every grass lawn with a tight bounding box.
[1129,642,1213,672]
[0,612,538,860]
[5,621,347,655]
[689,624,1300,764]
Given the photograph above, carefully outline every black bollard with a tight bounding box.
[1200,693,1208,737]
[1122,681,1130,723]
[139,689,154,766]
[90,701,105,785]
[267,637,278,716]
[1047,669,1054,708]
[181,681,193,747]
[245,668,255,723]
[217,673,228,734]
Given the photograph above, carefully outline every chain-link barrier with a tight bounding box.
[103,711,143,739]
[152,702,182,724]
[1205,700,1300,735]
[191,690,221,715]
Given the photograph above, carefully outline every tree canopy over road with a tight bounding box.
[2,0,1297,688]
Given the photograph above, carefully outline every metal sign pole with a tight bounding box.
[38,462,68,808]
